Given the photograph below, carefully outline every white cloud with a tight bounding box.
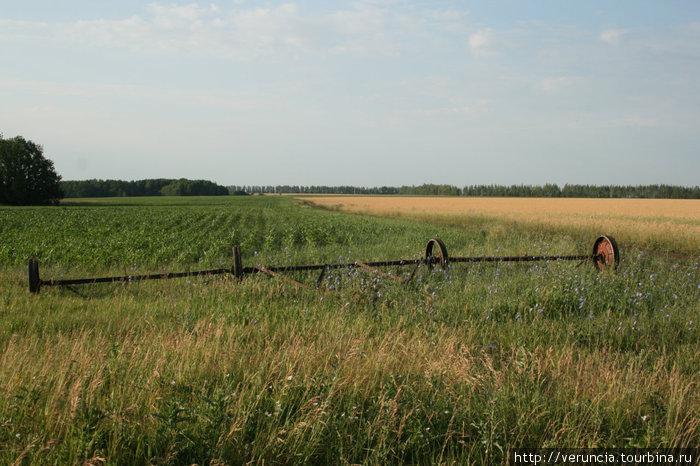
[469,28,495,56]
[424,9,468,22]
[0,2,446,60]
[324,4,400,56]
[600,28,628,45]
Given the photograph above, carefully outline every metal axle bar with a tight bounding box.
[450,254,591,264]
[41,267,232,287]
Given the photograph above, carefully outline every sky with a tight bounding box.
[1,1,699,187]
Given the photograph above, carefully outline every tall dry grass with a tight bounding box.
[305,197,700,254]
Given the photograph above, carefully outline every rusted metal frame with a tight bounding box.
[261,258,428,287]
[40,267,232,288]
[29,252,604,292]
[253,265,308,289]
[403,262,423,283]
[449,254,593,264]
[316,267,326,287]
[29,235,619,294]
[257,258,423,274]
[39,254,591,289]
[354,261,405,282]
[250,258,424,288]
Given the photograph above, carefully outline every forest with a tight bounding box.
[61,178,229,198]
[229,183,700,199]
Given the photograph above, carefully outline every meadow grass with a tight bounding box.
[0,196,698,464]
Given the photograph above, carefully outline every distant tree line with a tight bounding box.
[61,179,229,198]
[460,183,700,198]
[397,184,461,196]
[228,185,400,195]
[57,180,700,199]
[230,183,700,199]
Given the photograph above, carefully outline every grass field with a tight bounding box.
[1,196,698,464]
[304,196,700,255]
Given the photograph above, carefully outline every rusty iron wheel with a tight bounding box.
[592,235,619,271]
[425,238,449,269]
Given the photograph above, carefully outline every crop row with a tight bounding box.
[0,197,445,273]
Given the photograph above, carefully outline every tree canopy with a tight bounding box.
[61,178,229,198]
[0,135,63,205]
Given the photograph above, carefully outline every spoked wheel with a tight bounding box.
[592,235,619,271]
[425,238,449,269]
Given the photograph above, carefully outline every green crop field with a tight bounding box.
[1,196,698,464]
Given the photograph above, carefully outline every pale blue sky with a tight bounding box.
[2,1,699,187]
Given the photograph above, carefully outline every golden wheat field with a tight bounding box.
[304,196,700,254]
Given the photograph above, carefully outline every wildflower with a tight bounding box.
[286,375,293,381]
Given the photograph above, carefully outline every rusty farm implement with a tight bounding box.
[27,235,620,294]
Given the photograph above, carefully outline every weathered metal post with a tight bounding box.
[232,246,243,280]
[28,258,41,294]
